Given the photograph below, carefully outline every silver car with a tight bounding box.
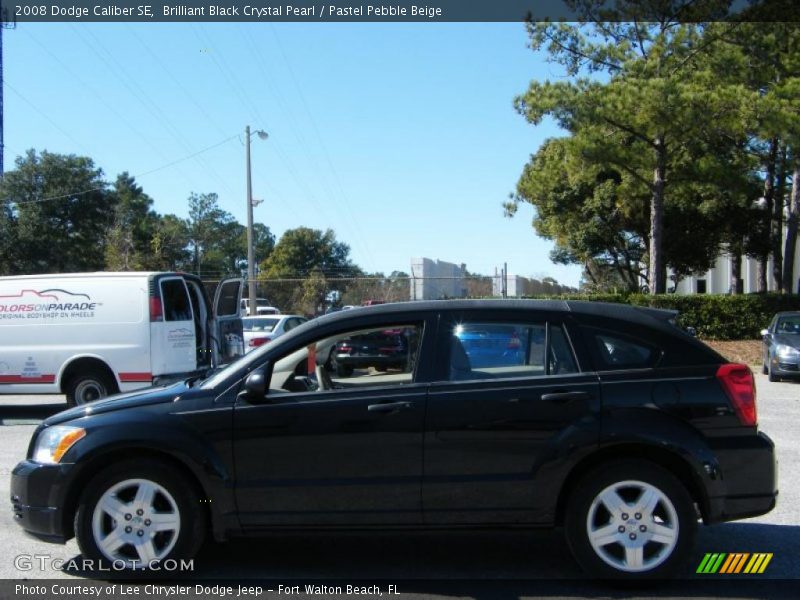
[242,315,307,353]
[761,311,800,381]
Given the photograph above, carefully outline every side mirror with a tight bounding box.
[241,369,267,400]
[760,329,769,337]
[684,326,697,337]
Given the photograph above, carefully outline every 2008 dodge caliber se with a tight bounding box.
[11,300,777,580]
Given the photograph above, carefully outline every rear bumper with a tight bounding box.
[706,431,778,523]
[10,460,74,543]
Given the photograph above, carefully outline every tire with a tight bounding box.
[336,364,354,377]
[762,363,768,375]
[74,459,205,572]
[768,363,779,382]
[564,460,697,580]
[66,371,116,407]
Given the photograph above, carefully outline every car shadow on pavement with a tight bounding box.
[0,401,64,424]
[59,522,799,597]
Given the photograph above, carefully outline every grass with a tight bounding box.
[701,339,762,367]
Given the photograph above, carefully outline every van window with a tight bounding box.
[161,279,192,322]
[216,280,241,317]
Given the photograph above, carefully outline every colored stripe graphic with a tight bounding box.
[720,553,749,573]
[744,553,773,574]
[698,552,772,575]
[697,553,727,574]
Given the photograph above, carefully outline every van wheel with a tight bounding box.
[564,460,696,580]
[74,459,205,572]
[66,372,115,407]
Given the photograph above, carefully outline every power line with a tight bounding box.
[7,133,240,205]
[22,28,199,192]
[73,25,236,199]
[267,25,377,273]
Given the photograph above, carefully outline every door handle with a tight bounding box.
[540,391,590,403]
[367,401,411,413]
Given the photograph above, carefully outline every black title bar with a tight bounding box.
[2,0,798,23]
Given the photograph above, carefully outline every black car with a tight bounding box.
[10,300,776,580]
[328,328,411,377]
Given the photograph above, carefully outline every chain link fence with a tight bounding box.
[203,276,577,317]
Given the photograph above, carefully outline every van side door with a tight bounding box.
[150,276,197,376]
[212,278,244,365]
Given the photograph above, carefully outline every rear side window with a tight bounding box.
[449,322,577,381]
[591,331,659,370]
[161,279,192,322]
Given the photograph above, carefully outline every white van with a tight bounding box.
[240,297,280,316]
[0,272,244,406]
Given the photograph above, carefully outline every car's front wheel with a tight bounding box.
[564,460,696,580]
[74,459,205,572]
[768,362,780,382]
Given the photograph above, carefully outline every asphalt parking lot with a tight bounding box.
[1,375,798,598]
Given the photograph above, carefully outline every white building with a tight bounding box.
[673,248,800,295]
[492,271,576,297]
[410,258,467,300]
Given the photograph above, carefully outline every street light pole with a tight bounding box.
[245,126,269,316]
[245,125,256,316]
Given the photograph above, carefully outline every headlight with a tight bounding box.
[32,426,86,464]
[776,344,800,359]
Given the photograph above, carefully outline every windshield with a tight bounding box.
[242,317,280,332]
[776,316,800,334]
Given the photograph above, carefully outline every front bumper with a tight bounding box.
[10,460,75,543]
[706,431,778,523]
[770,356,800,376]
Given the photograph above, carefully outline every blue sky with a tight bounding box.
[4,22,582,286]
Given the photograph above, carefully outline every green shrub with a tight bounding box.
[519,293,800,340]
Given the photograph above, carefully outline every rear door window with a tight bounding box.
[449,322,577,380]
[590,331,660,370]
[161,278,192,322]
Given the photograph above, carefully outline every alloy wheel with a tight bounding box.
[585,479,679,573]
[91,478,181,567]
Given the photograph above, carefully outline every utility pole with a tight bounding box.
[245,126,255,315]
[245,126,268,316]
[0,11,17,178]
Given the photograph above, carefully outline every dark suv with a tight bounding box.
[10,300,776,580]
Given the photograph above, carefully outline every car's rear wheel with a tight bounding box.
[66,372,116,407]
[564,460,696,580]
[74,460,205,572]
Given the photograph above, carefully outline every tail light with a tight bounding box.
[149,297,163,322]
[249,337,271,348]
[716,363,757,426]
[507,332,521,349]
[338,344,352,354]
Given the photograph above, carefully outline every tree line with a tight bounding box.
[0,149,410,313]
[505,2,800,294]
